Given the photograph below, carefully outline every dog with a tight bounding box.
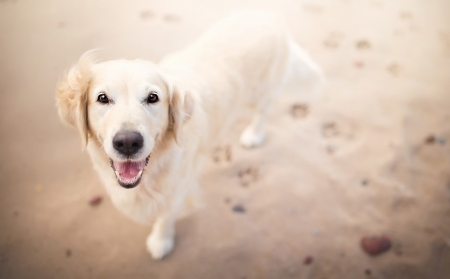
[56,11,324,260]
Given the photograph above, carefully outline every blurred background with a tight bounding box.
[1,0,450,278]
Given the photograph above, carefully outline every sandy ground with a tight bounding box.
[1,0,450,278]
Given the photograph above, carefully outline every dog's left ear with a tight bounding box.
[167,81,195,145]
[56,52,94,149]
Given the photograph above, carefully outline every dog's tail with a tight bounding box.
[282,39,326,103]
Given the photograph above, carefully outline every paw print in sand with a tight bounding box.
[291,103,310,119]
[356,39,371,50]
[321,118,361,154]
[238,167,259,187]
[323,31,345,49]
[212,145,232,163]
[322,122,340,138]
[163,14,181,22]
[387,62,401,76]
[140,10,155,19]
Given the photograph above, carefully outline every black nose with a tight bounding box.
[112,131,144,156]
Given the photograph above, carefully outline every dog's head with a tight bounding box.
[57,52,193,189]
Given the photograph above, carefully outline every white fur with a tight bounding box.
[57,11,324,260]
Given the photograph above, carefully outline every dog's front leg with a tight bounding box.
[146,212,176,260]
[146,183,189,260]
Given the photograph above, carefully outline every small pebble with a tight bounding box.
[361,235,392,256]
[89,195,103,206]
[424,134,446,145]
[425,134,436,144]
[354,61,364,68]
[232,204,246,213]
[304,256,314,265]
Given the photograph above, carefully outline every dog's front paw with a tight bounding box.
[146,233,175,260]
[240,127,265,148]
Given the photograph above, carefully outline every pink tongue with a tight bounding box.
[113,160,145,179]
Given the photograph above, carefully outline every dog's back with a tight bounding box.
[161,11,324,146]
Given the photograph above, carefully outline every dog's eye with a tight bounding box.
[146,93,159,104]
[97,93,109,104]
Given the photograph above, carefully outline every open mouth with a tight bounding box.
[110,156,150,189]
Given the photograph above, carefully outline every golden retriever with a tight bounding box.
[56,11,324,259]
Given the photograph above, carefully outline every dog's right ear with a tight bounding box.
[56,51,94,150]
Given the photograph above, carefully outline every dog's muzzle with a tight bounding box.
[110,130,149,188]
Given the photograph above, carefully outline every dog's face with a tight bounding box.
[57,53,193,189]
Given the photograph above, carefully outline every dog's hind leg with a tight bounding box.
[240,85,282,148]
[240,39,325,149]
[239,102,272,148]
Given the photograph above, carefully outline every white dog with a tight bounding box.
[56,11,324,259]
